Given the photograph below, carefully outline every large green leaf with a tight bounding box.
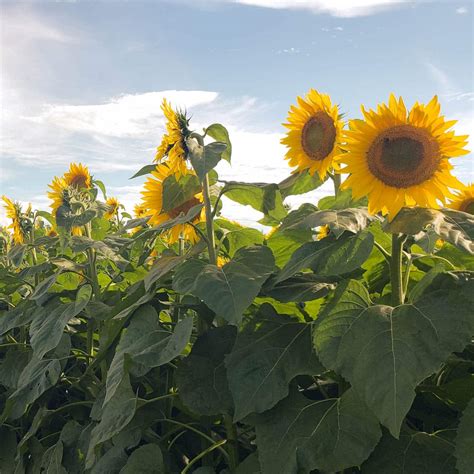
[39,441,67,474]
[263,275,335,303]
[161,174,201,213]
[0,426,17,473]
[119,444,165,473]
[0,301,37,335]
[176,326,236,415]
[129,163,157,179]
[86,377,137,469]
[318,188,368,209]
[225,305,323,421]
[187,137,227,181]
[288,208,378,238]
[386,208,474,254]
[275,230,374,283]
[266,228,312,268]
[30,285,92,359]
[278,170,325,198]
[105,305,192,405]
[314,276,474,437]
[3,357,61,420]
[362,431,456,473]
[173,246,275,325]
[205,123,232,162]
[221,182,287,225]
[215,219,264,257]
[455,397,474,474]
[255,388,381,474]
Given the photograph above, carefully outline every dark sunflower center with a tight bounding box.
[461,199,474,215]
[169,197,200,219]
[301,112,336,161]
[366,125,440,188]
[70,175,88,188]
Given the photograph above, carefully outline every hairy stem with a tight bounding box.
[390,234,406,306]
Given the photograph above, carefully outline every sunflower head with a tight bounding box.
[281,89,344,179]
[134,203,148,218]
[155,99,190,177]
[317,225,330,240]
[64,163,92,189]
[2,196,26,244]
[48,176,68,215]
[448,184,474,214]
[217,256,230,268]
[104,197,120,220]
[140,163,205,244]
[340,94,469,219]
[47,227,58,237]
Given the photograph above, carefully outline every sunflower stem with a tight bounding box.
[332,173,341,196]
[390,234,406,306]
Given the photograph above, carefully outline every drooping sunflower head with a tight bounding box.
[64,163,92,190]
[48,176,68,215]
[104,197,120,220]
[340,94,469,218]
[2,196,26,245]
[448,184,474,214]
[155,99,189,177]
[140,163,205,244]
[281,89,344,179]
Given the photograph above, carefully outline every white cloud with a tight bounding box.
[231,0,410,17]
[456,6,468,14]
[424,61,457,94]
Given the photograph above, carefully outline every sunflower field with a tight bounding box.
[1,91,473,473]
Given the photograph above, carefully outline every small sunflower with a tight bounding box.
[448,184,474,214]
[281,89,344,179]
[104,197,120,220]
[340,94,469,218]
[317,225,330,240]
[2,196,26,244]
[141,163,205,244]
[217,255,230,268]
[134,203,148,218]
[155,99,189,177]
[63,163,92,189]
[47,175,82,236]
[47,227,58,237]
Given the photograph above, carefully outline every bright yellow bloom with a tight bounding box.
[265,226,279,239]
[134,203,148,218]
[154,99,188,177]
[217,256,230,268]
[448,184,474,214]
[2,196,25,244]
[104,197,120,220]
[281,89,344,179]
[47,228,58,237]
[340,94,469,219]
[317,225,330,240]
[63,163,92,189]
[141,163,205,244]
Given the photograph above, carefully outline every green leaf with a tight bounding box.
[386,208,474,254]
[266,228,312,268]
[91,446,128,474]
[7,244,26,267]
[278,170,325,198]
[30,285,92,359]
[187,137,226,181]
[226,305,323,421]
[222,182,287,225]
[176,326,236,416]
[216,219,264,257]
[105,305,192,405]
[205,123,232,162]
[318,188,368,210]
[289,208,378,238]
[161,174,201,213]
[255,388,381,474]
[144,253,183,291]
[119,444,164,473]
[173,246,275,326]
[314,276,474,437]
[263,275,335,302]
[3,357,61,420]
[362,431,456,473]
[275,230,374,284]
[0,426,17,473]
[0,302,37,335]
[30,273,60,300]
[39,441,67,474]
[56,206,96,230]
[130,164,156,179]
[0,348,30,389]
[93,179,108,199]
[86,377,137,469]
[455,397,474,474]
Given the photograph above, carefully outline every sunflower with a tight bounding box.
[2,196,26,244]
[317,225,330,240]
[47,227,58,237]
[340,94,469,218]
[47,176,83,236]
[281,89,344,179]
[134,203,148,218]
[63,163,92,189]
[448,184,474,214]
[104,197,120,220]
[155,99,189,177]
[141,163,205,244]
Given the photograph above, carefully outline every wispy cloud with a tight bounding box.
[424,61,457,94]
[456,6,468,15]
[231,0,411,17]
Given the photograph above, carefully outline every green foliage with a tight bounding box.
[1,126,473,473]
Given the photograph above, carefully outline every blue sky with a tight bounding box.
[1,0,473,226]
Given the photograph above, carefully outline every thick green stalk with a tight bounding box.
[390,234,405,306]
[202,173,217,266]
[332,172,341,196]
